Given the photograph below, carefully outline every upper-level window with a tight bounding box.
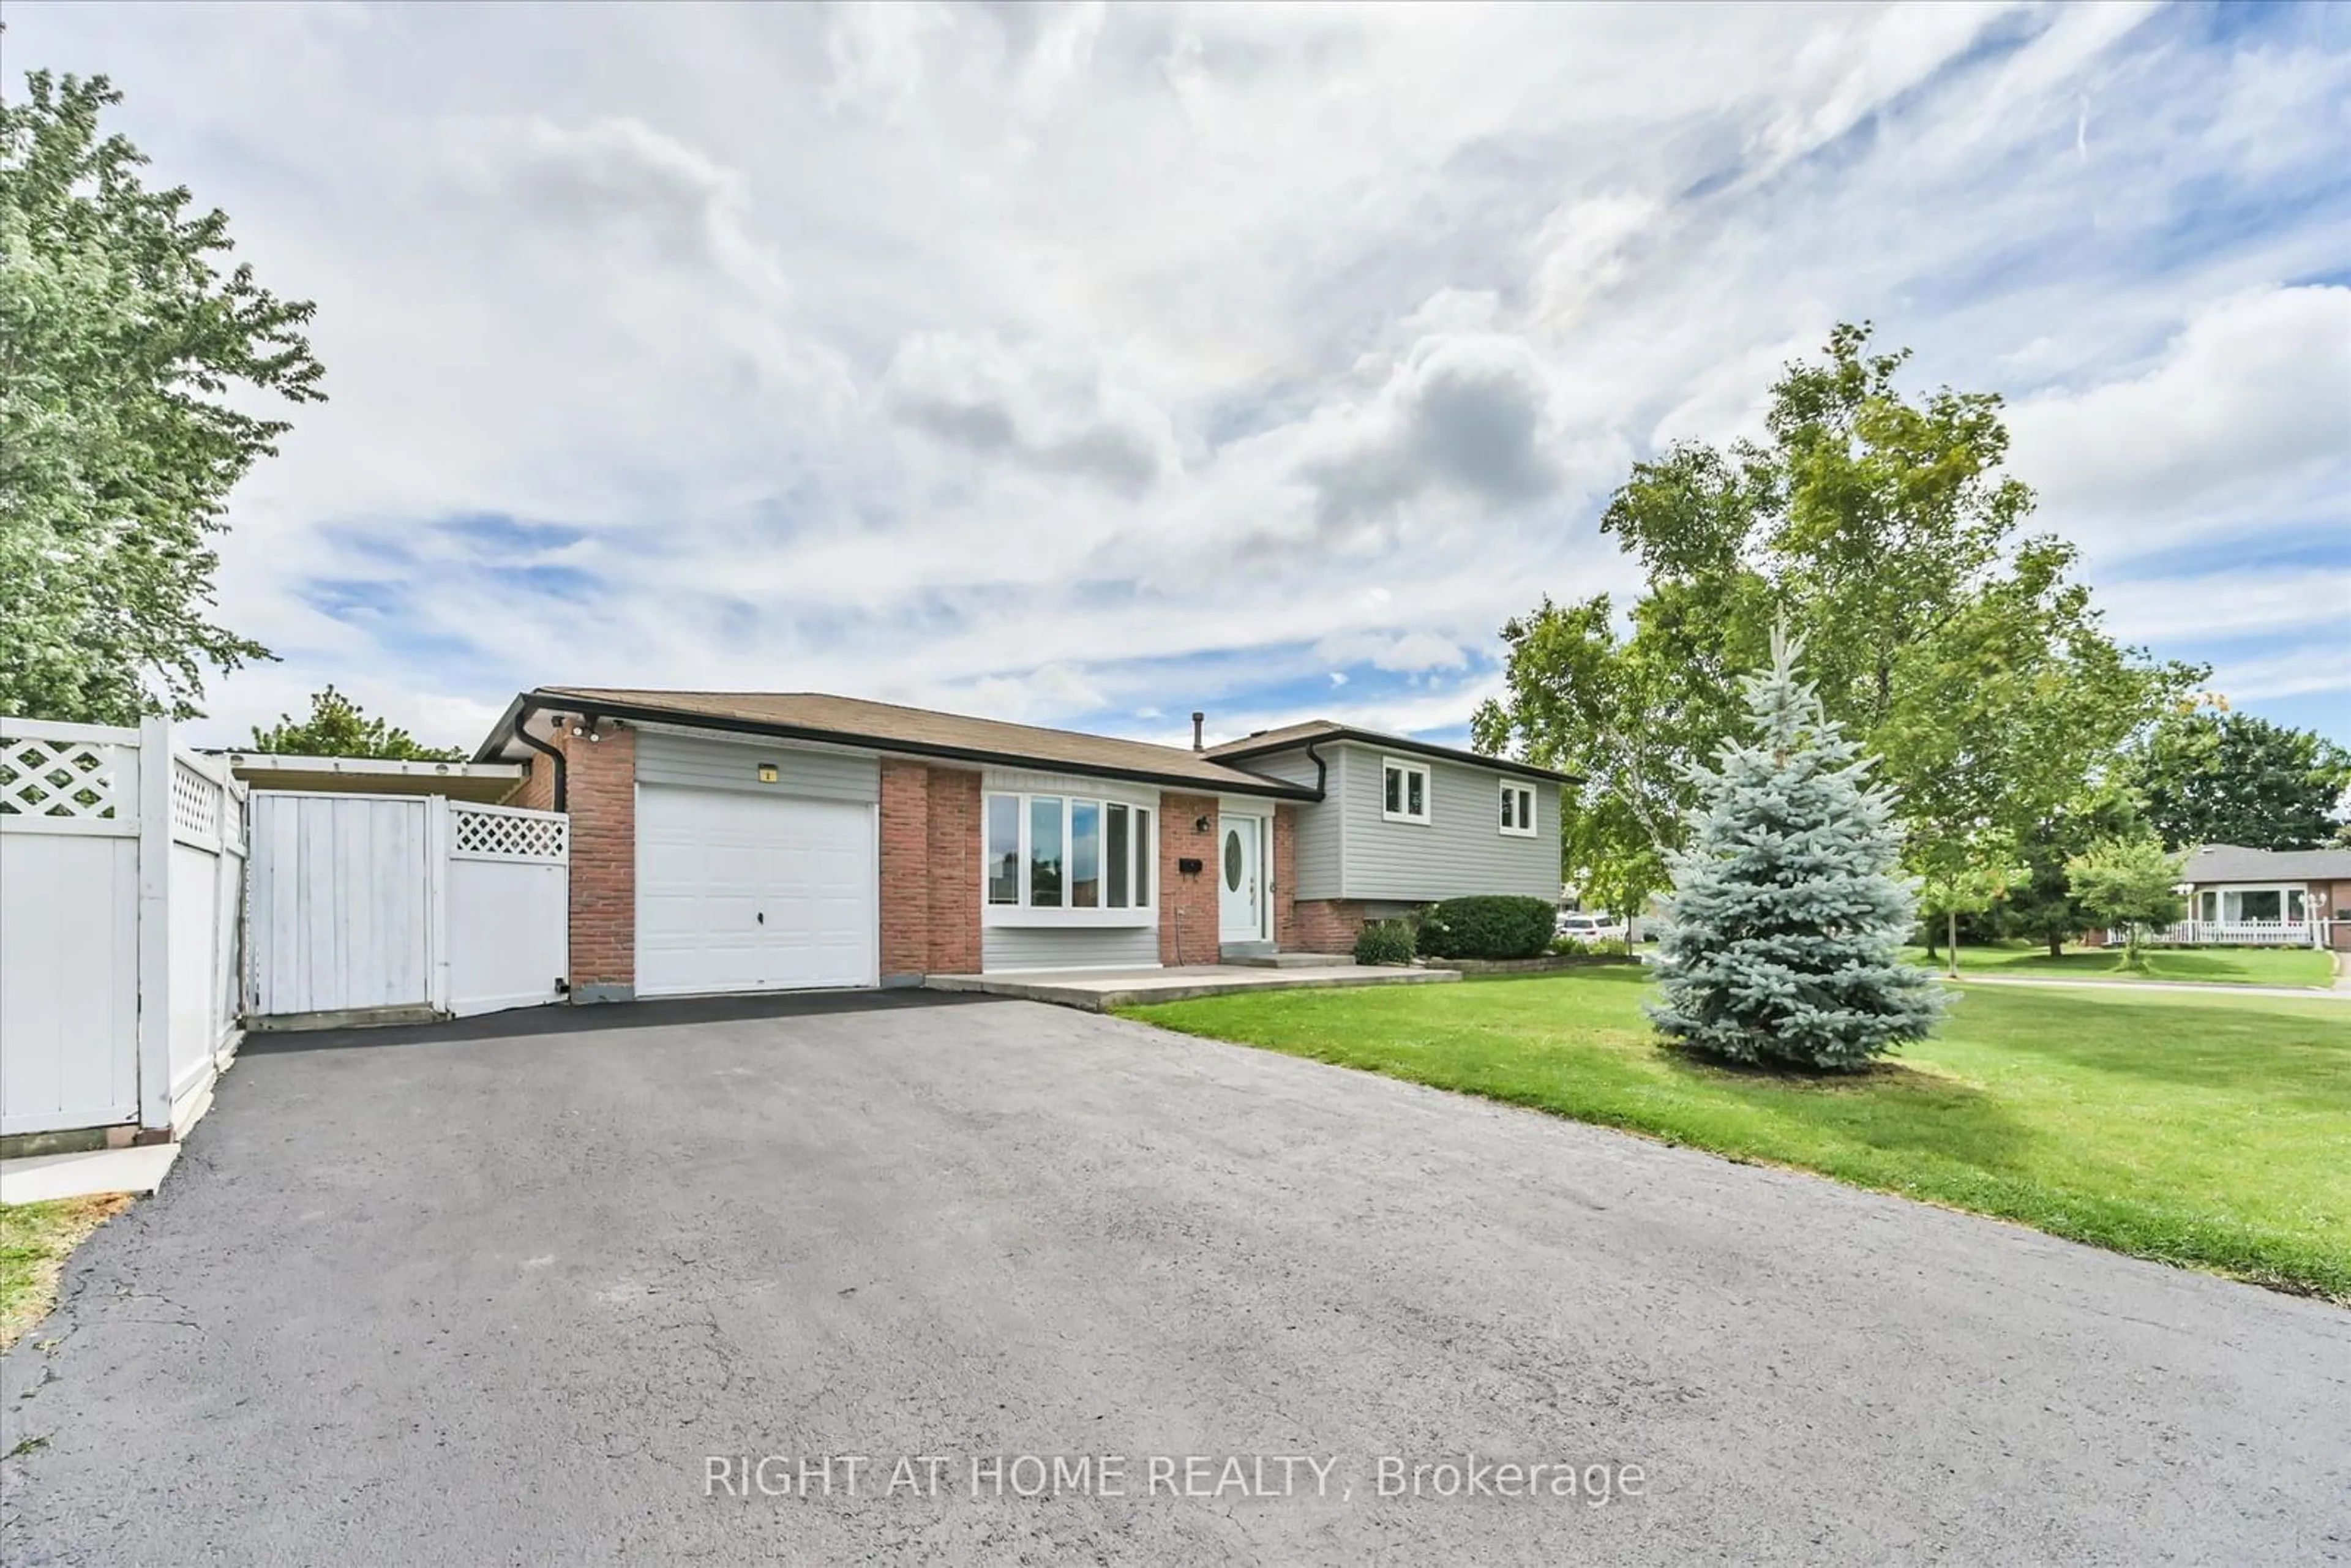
[1382,758,1430,824]
[986,793,1153,910]
[1499,782,1535,836]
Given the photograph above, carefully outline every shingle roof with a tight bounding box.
[1205,720,1578,786]
[1206,719,1346,753]
[479,688,1319,798]
[2183,844,2351,882]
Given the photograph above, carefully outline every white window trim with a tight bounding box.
[2197,883,2310,923]
[1499,781,1537,837]
[982,791,1157,928]
[1381,757,1431,825]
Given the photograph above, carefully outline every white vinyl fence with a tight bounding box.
[2110,920,2338,950]
[249,793,568,1022]
[1,718,246,1138]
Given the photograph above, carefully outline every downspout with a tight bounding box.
[1298,737,1330,947]
[510,702,567,812]
[1302,737,1329,800]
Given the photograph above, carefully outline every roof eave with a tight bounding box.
[471,691,533,765]
[485,689,1321,801]
[1211,727,1580,787]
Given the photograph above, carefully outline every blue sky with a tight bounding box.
[17,1,2350,752]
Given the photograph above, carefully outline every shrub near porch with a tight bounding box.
[1412,896,1556,960]
[1123,969,2351,1300]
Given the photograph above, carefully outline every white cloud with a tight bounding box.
[880,331,1181,495]
[1528,193,1660,329]
[2099,569,2351,646]
[1295,334,1577,529]
[2007,285,2351,558]
[9,1,2345,748]
[2205,648,2351,703]
[1316,630,1471,674]
[823,2,957,121]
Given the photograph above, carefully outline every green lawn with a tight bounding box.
[1,1195,130,1350]
[1908,941,2337,988]
[1123,970,2351,1300]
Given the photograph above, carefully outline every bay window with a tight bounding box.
[1029,797,1064,907]
[986,795,1021,905]
[984,792,1154,920]
[1107,805,1130,907]
[1071,801,1100,907]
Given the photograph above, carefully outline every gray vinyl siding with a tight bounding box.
[1243,741,1557,903]
[1237,748,1344,900]
[982,925,1160,972]
[1339,743,1557,901]
[634,730,879,804]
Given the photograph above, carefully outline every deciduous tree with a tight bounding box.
[1,72,323,723]
[1999,787,2140,959]
[246,686,462,760]
[1475,324,2197,917]
[2064,836,2186,970]
[2125,705,2351,851]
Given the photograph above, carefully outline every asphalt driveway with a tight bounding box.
[4,994,2346,1564]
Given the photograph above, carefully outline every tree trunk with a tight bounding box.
[2047,932,2064,959]
[1946,909,1960,978]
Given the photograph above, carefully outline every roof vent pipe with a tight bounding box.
[1191,711,1205,751]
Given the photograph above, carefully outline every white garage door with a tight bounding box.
[636,784,877,997]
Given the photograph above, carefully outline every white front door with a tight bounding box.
[1218,814,1265,942]
[636,784,877,997]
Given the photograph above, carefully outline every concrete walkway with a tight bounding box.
[926,962,1456,1010]
[0,1145,179,1205]
[1959,973,2350,1001]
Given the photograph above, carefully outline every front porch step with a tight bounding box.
[1222,951,1354,969]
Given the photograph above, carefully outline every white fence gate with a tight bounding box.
[1,718,246,1138]
[248,793,568,1022]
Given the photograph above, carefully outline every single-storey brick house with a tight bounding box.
[473,689,1572,1000]
[2177,844,2351,951]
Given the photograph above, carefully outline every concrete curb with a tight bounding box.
[925,967,1459,1011]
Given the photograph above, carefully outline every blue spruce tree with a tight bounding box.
[1651,625,1944,1068]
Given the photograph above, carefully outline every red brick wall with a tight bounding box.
[1159,793,1219,966]
[563,722,637,993]
[879,760,931,981]
[2321,880,2351,951]
[514,746,556,811]
[1272,805,1299,951]
[879,761,984,980]
[924,767,981,973]
[1292,898,1371,953]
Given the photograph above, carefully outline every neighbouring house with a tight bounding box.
[471,689,1572,1000]
[2167,844,2351,951]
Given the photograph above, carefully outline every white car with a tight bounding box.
[1554,912,1628,944]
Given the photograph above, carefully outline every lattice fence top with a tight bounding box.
[452,803,568,862]
[172,758,223,841]
[1,735,127,819]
